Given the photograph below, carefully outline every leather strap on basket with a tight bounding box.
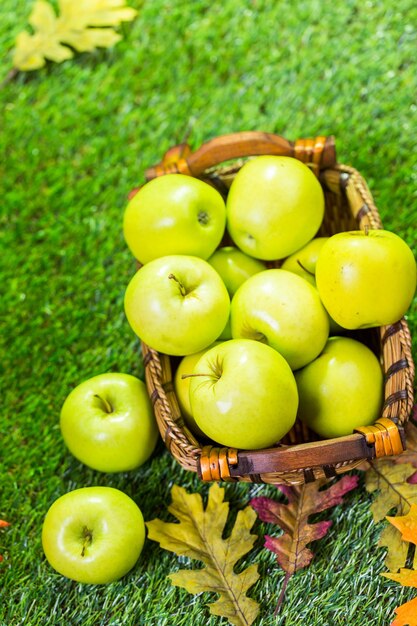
[199,446,238,481]
[145,132,336,181]
[354,417,405,458]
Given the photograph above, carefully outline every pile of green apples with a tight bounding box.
[123,155,416,449]
[41,155,416,587]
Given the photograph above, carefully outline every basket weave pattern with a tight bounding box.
[139,133,415,485]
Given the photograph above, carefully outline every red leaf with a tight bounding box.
[251,474,359,614]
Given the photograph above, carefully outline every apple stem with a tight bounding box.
[296,259,315,276]
[81,526,93,557]
[168,273,187,296]
[94,394,113,414]
[181,373,212,379]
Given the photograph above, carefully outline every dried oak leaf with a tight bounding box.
[146,483,260,626]
[365,460,417,571]
[12,0,137,71]
[381,505,417,626]
[250,475,358,614]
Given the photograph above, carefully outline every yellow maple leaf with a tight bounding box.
[12,0,137,72]
[146,483,260,626]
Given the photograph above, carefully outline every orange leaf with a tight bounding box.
[383,568,417,588]
[387,504,417,545]
[391,595,417,626]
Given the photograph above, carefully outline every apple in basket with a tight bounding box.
[188,339,298,449]
[124,255,230,356]
[60,373,158,473]
[42,487,145,584]
[226,155,325,260]
[316,229,417,329]
[207,245,266,338]
[295,336,384,438]
[123,174,226,264]
[230,269,329,370]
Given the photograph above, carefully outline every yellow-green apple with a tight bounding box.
[174,342,223,437]
[207,246,266,338]
[42,487,145,584]
[226,156,324,260]
[124,255,230,356]
[231,269,329,370]
[316,230,417,329]
[189,339,298,449]
[281,237,344,334]
[123,174,226,264]
[295,336,383,438]
[60,373,158,473]
[281,237,329,286]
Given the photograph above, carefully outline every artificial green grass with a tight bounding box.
[1,0,417,624]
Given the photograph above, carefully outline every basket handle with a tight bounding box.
[197,417,405,482]
[145,131,337,180]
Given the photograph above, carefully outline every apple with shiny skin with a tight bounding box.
[174,342,223,438]
[189,339,298,449]
[295,336,383,438]
[124,255,230,356]
[226,156,325,260]
[281,237,329,286]
[281,237,343,334]
[231,269,329,370]
[60,373,158,473]
[208,246,266,338]
[316,230,417,329]
[42,487,145,584]
[123,174,226,264]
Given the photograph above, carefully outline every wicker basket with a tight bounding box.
[137,132,415,485]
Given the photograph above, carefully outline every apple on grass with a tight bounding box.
[123,174,226,264]
[60,372,158,473]
[295,336,383,438]
[226,156,325,260]
[42,487,145,584]
[316,229,417,329]
[207,246,266,339]
[124,255,230,356]
[189,339,298,449]
[231,269,329,370]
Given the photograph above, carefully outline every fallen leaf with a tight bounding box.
[146,483,260,626]
[382,506,417,625]
[0,520,10,563]
[12,0,137,72]
[390,595,417,626]
[250,475,358,614]
[365,460,417,570]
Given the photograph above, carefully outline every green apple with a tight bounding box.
[226,156,325,260]
[60,373,158,473]
[231,269,329,370]
[123,174,226,264]
[281,237,329,286]
[281,237,343,334]
[208,246,266,339]
[295,336,383,438]
[124,255,230,356]
[316,230,417,329]
[207,246,266,294]
[42,487,145,584]
[174,342,222,437]
[189,339,298,449]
